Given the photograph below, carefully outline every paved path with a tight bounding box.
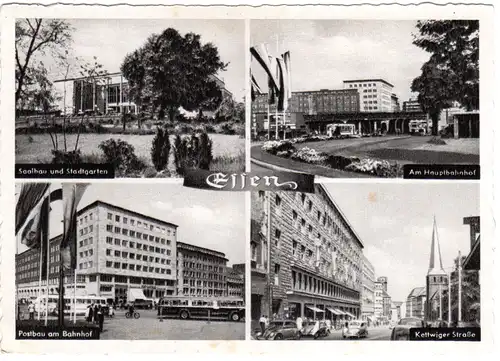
[100,310,245,340]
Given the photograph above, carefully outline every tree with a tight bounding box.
[120,28,227,122]
[411,60,454,135]
[15,19,73,108]
[413,20,479,111]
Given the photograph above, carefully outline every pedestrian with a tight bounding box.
[296,315,303,333]
[259,314,266,334]
[93,304,99,324]
[28,302,35,320]
[265,315,270,328]
[88,303,94,323]
[108,304,114,318]
[97,305,104,332]
[85,305,91,322]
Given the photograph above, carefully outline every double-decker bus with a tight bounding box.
[34,295,107,316]
[157,296,245,322]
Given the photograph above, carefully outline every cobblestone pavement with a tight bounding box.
[100,310,245,340]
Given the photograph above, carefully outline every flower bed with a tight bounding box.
[261,140,402,178]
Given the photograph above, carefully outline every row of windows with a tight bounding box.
[106,225,173,246]
[106,212,175,236]
[363,94,378,99]
[362,89,377,93]
[104,261,172,274]
[181,288,226,296]
[290,269,360,302]
[182,271,225,281]
[79,261,94,269]
[105,237,171,255]
[79,225,94,236]
[79,237,94,248]
[79,213,94,225]
[105,248,171,265]
[182,253,226,265]
[348,82,380,88]
[182,279,224,288]
[182,262,223,273]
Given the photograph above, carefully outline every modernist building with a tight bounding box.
[361,254,376,323]
[406,287,426,319]
[225,265,245,298]
[343,79,394,112]
[251,89,360,136]
[374,276,391,320]
[16,235,82,300]
[54,72,232,116]
[176,242,228,298]
[426,219,449,322]
[251,185,364,323]
[391,93,400,112]
[402,98,423,112]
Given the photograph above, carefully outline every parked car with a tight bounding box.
[342,321,368,339]
[390,317,425,340]
[256,320,301,340]
[301,320,330,339]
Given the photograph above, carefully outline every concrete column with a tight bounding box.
[358,121,362,135]
[469,118,472,138]
[374,121,378,133]
[300,302,305,318]
[454,117,459,139]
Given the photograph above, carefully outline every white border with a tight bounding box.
[1,2,496,357]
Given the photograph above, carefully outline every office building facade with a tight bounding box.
[251,185,364,322]
[361,255,376,322]
[176,242,228,297]
[343,79,394,112]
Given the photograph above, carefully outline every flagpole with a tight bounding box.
[45,190,51,326]
[448,271,451,325]
[37,238,43,321]
[458,250,462,323]
[281,38,286,141]
[73,270,77,324]
[267,103,270,140]
[58,212,66,327]
[275,34,279,140]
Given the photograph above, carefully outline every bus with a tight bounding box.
[409,119,429,135]
[34,295,107,316]
[157,297,245,322]
[326,123,356,137]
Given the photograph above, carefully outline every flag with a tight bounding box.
[282,51,292,100]
[60,183,89,270]
[250,44,279,91]
[268,56,278,105]
[276,57,288,112]
[19,196,46,249]
[251,74,263,101]
[40,188,63,279]
[15,183,50,235]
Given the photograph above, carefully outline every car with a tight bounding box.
[390,317,425,340]
[342,321,368,339]
[256,320,301,340]
[301,320,330,339]
[133,299,154,309]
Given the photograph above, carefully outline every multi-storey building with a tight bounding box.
[16,235,83,300]
[226,266,245,298]
[361,255,376,323]
[176,242,228,297]
[391,301,403,322]
[406,287,426,318]
[391,93,400,112]
[251,185,364,323]
[343,79,394,112]
[374,282,383,319]
[402,98,423,112]
[382,291,392,319]
[55,72,232,116]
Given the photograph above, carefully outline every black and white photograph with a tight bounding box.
[250,20,480,178]
[15,19,245,178]
[250,184,480,340]
[15,182,246,340]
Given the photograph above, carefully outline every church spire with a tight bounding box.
[428,215,445,275]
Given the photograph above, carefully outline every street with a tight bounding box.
[324,326,392,341]
[100,309,245,340]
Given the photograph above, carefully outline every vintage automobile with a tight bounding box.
[342,321,368,339]
[300,320,330,339]
[390,317,425,340]
[255,320,301,340]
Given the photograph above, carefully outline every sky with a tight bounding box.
[36,19,245,101]
[250,20,431,102]
[324,183,479,303]
[16,183,246,266]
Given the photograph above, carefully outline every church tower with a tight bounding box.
[425,216,448,322]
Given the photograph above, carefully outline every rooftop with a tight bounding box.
[177,241,228,260]
[343,79,395,88]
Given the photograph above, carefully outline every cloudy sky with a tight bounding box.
[38,19,245,101]
[251,20,431,102]
[17,183,246,265]
[324,183,479,303]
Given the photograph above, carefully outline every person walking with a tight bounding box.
[93,304,99,324]
[85,305,91,322]
[108,304,114,318]
[28,302,35,320]
[97,306,104,332]
[296,316,303,333]
[88,303,94,323]
[259,315,266,334]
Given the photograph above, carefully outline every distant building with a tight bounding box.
[391,301,403,322]
[391,93,400,112]
[426,218,448,322]
[382,291,392,319]
[176,242,228,298]
[343,79,394,112]
[361,255,376,324]
[226,265,245,298]
[402,98,422,112]
[406,287,426,318]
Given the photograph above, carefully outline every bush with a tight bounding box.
[220,122,236,135]
[151,127,171,171]
[262,140,296,155]
[51,149,82,164]
[173,132,213,175]
[98,138,146,176]
[428,136,447,145]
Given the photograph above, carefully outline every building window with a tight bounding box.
[123,217,128,224]
[275,195,282,206]
[106,249,111,256]
[274,228,281,247]
[107,213,112,220]
[292,240,298,256]
[115,215,120,222]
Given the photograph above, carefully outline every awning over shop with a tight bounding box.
[306,306,325,313]
[129,288,147,302]
[367,316,375,322]
[327,308,343,315]
[334,308,346,315]
[344,312,356,318]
